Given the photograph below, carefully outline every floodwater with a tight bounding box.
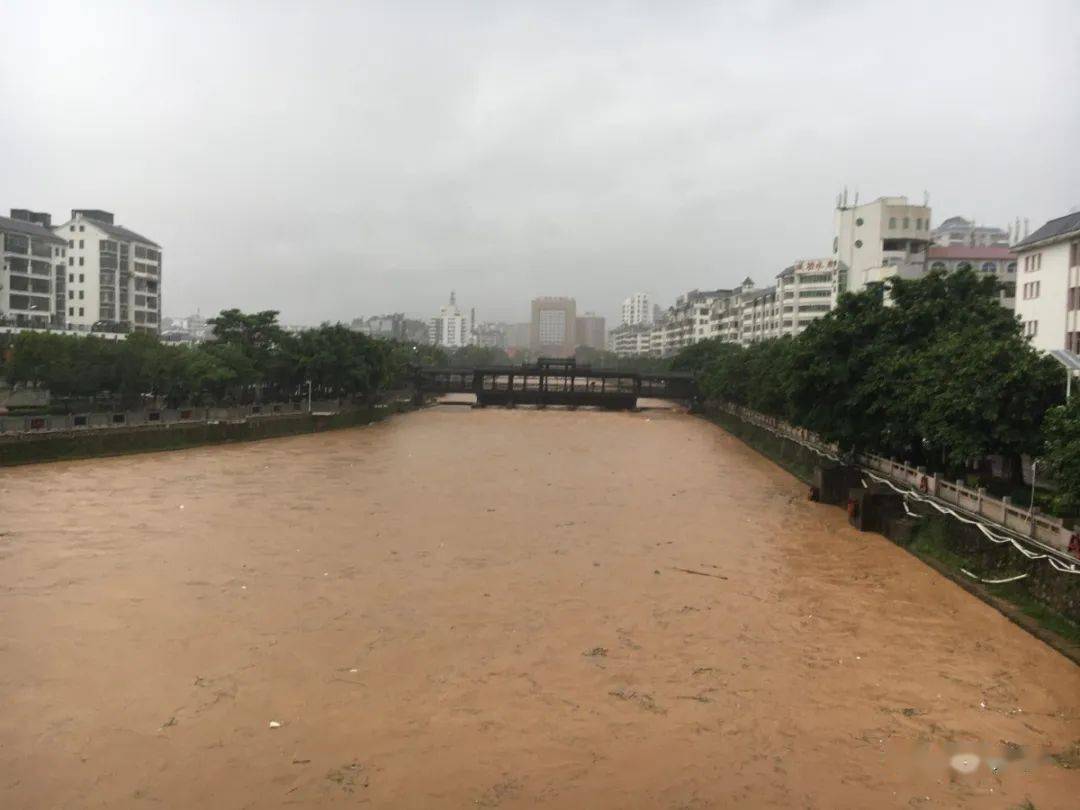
[1,406,1078,809]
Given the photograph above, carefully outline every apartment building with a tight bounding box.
[429,291,474,348]
[1,209,67,328]
[1012,212,1080,353]
[621,292,653,326]
[651,289,729,357]
[927,245,1017,308]
[608,322,652,357]
[773,259,839,337]
[530,297,576,356]
[932,216,1010,248]
[52,209,162,333]
[834,195,932,294]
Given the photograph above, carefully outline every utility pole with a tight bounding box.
[306,380,313,413]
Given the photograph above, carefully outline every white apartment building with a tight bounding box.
[621,292,653,326]
[932,216,1010,248]
[52,209,162,333]
[927,246,1017,308]
[607,323,652,357]
[1012,212,1080,353]
[651,288,729,357]
[428,291,475,348]
[774,259,838,337]
[834,195,932,294]
[1,209,67,328]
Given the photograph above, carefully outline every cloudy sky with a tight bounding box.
[3,0,1078,326]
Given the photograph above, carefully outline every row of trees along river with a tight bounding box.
[0,311,667,411]
[670,268,1080,517]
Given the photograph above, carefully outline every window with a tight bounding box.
[1069,287,1080,311]
[854,239,863,248]
[1007,262,1016,274]
[916,218,923,230]
[69,307,74,316]
[78,307,84,316]
[889,217,897,229]
[1071,241,1079,267]
[79,257,84,266]
[903,217,910,228]
[79,273,84,282]
[68,257,74,266]
[78,290,84,300]
[70,226,75,232]
[981,262,996,273]
[68,291,74,300]
[931,261,946,272]
[68,273,73,282]
[68,239,74,248]
[78,239,84,248]
[79,225,84,232]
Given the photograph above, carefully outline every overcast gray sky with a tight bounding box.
[3,0,1078,326]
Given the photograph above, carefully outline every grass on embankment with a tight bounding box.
[908,519,1080,649]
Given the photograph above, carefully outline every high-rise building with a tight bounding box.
[428,291,474,348]
[575,312,606,350]
[833,194,932,295]
[529,297,576,356]
[1012,212,1080,353]
[52,209,162,333]
[773,259,839,338]
[932,216,1010,248]
[1,209,67,329]
[621,292,652,326]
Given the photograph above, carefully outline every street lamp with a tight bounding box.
[306,380,313,413]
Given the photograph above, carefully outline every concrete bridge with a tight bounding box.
[413,358,696,410]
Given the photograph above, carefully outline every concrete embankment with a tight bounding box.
[0,402,412,466]
[698,402,1080,661]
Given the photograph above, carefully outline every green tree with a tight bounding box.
[1041,396,1080,513]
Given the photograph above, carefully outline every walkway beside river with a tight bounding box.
[1,407,1077,808]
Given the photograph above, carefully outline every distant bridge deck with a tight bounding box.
[413,360,696,410]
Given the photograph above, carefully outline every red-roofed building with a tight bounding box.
[927,245,1017,308]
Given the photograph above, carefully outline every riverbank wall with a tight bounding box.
[698,402,1080,659]
[0,402,412,466]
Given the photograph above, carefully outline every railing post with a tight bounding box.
[976,487,985,517]
[1001,496,1011,524]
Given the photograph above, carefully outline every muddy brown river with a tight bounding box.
[1,406,1078,808]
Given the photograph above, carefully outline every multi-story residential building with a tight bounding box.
[1012,212,1080,353]
[833,194,932,295]
[608,323,652,357]
[530,297,576,356]
[652,289,730,357]
[429,292,474,348]
[708,278,760,345]
[1,209,67,328]
[927,245,1017,307]
[620,292,652,326]
[774,259,839,337]
[575,312,606,350]
[932,216,1010,248]
[52,209,162,333]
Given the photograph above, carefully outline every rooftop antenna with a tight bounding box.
[1024,218,1030,238]
[853,189,859,207]
[923,189,929,207]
